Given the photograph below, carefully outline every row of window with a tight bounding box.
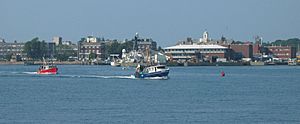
[269,49,290,51]
[166,49,226,52]
[0,49,23,52]
[80,50,103,53]
[274,53,290,56]
[0,45,24,47]
[171,53,195,56]
[80,46,102,49]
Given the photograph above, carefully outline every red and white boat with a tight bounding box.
[37,65,58,74]
[37,58,58,74]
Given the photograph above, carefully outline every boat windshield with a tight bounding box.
[157,66,166,69]
[49,65,56,68]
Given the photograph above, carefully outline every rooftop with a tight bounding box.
[164,44,228,50]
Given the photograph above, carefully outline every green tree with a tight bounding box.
[121,41,133,52]
[23,37,47,60]
[106,41,133,55]
[88,53,97,60]
[5,53,12,61]
[272,38,300,50]
[232,41,244,44]
[158,46,164,52]
[108,41,121,54]
[55,44,76,61]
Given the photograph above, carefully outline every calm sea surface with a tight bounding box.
[0,65,300,123]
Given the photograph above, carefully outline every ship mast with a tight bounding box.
[146,46,151,65]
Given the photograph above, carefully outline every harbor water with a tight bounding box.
[0,65,300,123]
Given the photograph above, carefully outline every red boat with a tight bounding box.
[37,65,58,74]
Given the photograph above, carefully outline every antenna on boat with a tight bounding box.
[146,45,151,66]
[42,57,46,65]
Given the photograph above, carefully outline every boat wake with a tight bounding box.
[58,74,136,79]
[143,76,169,80]
[0,71,167,80]
[23,72,38,75]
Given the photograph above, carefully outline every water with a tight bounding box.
[0,65,300,123]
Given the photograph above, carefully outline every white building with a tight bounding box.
[164,44,228,62]
[53,36,62,46]
[199,31,210,43]
[86,36,98,43]
[62,41,72,46]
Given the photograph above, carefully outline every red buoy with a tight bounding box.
[221,71,225,77]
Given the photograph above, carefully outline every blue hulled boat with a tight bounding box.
[134,65,169,79]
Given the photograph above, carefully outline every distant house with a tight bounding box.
[130,33,157,52]
[226,44,253,60]
[0,41,25,61]
[78,36,106,61]
[52,36,62,46]
[266,46,297,60]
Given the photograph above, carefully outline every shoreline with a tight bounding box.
[0,61,294,66]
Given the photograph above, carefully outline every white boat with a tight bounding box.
[110,54,121,67]
[288,59,297,66]
[110,61,121,67]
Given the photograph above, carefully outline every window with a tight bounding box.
[157,66,165,69]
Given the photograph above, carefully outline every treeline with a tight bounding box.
[271,38,300,50]
[23,38,48,60]
[23,37,135,61]
[106,41,133,54]
[23,37,76,61]
[232,38,300,50]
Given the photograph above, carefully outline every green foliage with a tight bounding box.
[88,52,97,60]
[23,37,48,60]
[158,46,164,52]
[5,53,12,61]
[107,41,133,55]
[55,44,76,61]
[108,41,120,54]
[232,41,244,44]
[78,38,85,42]
[272,38,300,50]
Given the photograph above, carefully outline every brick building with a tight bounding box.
[78,36,106,61]
[266,46,296,60]
[227,44,253,60]
[131,33,157,52]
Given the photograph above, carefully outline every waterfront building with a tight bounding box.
[266,46,297,60]
[131,33,157,52]
[86,36,100,43]
[253,44,261,55]
[62,41,72,46]
[227,44,253,60]
[78,36,106,61]
[164,44,228,63]
[52,36,62,46]
[0,41,25,61]
[176,37,195,45]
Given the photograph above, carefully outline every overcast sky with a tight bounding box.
[1,0,300,46]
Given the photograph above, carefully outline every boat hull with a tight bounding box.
[37,68,58,75]
[110,62,121,67]
[136,70,169,78]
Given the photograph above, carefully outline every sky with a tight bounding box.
[1,0,300,47]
